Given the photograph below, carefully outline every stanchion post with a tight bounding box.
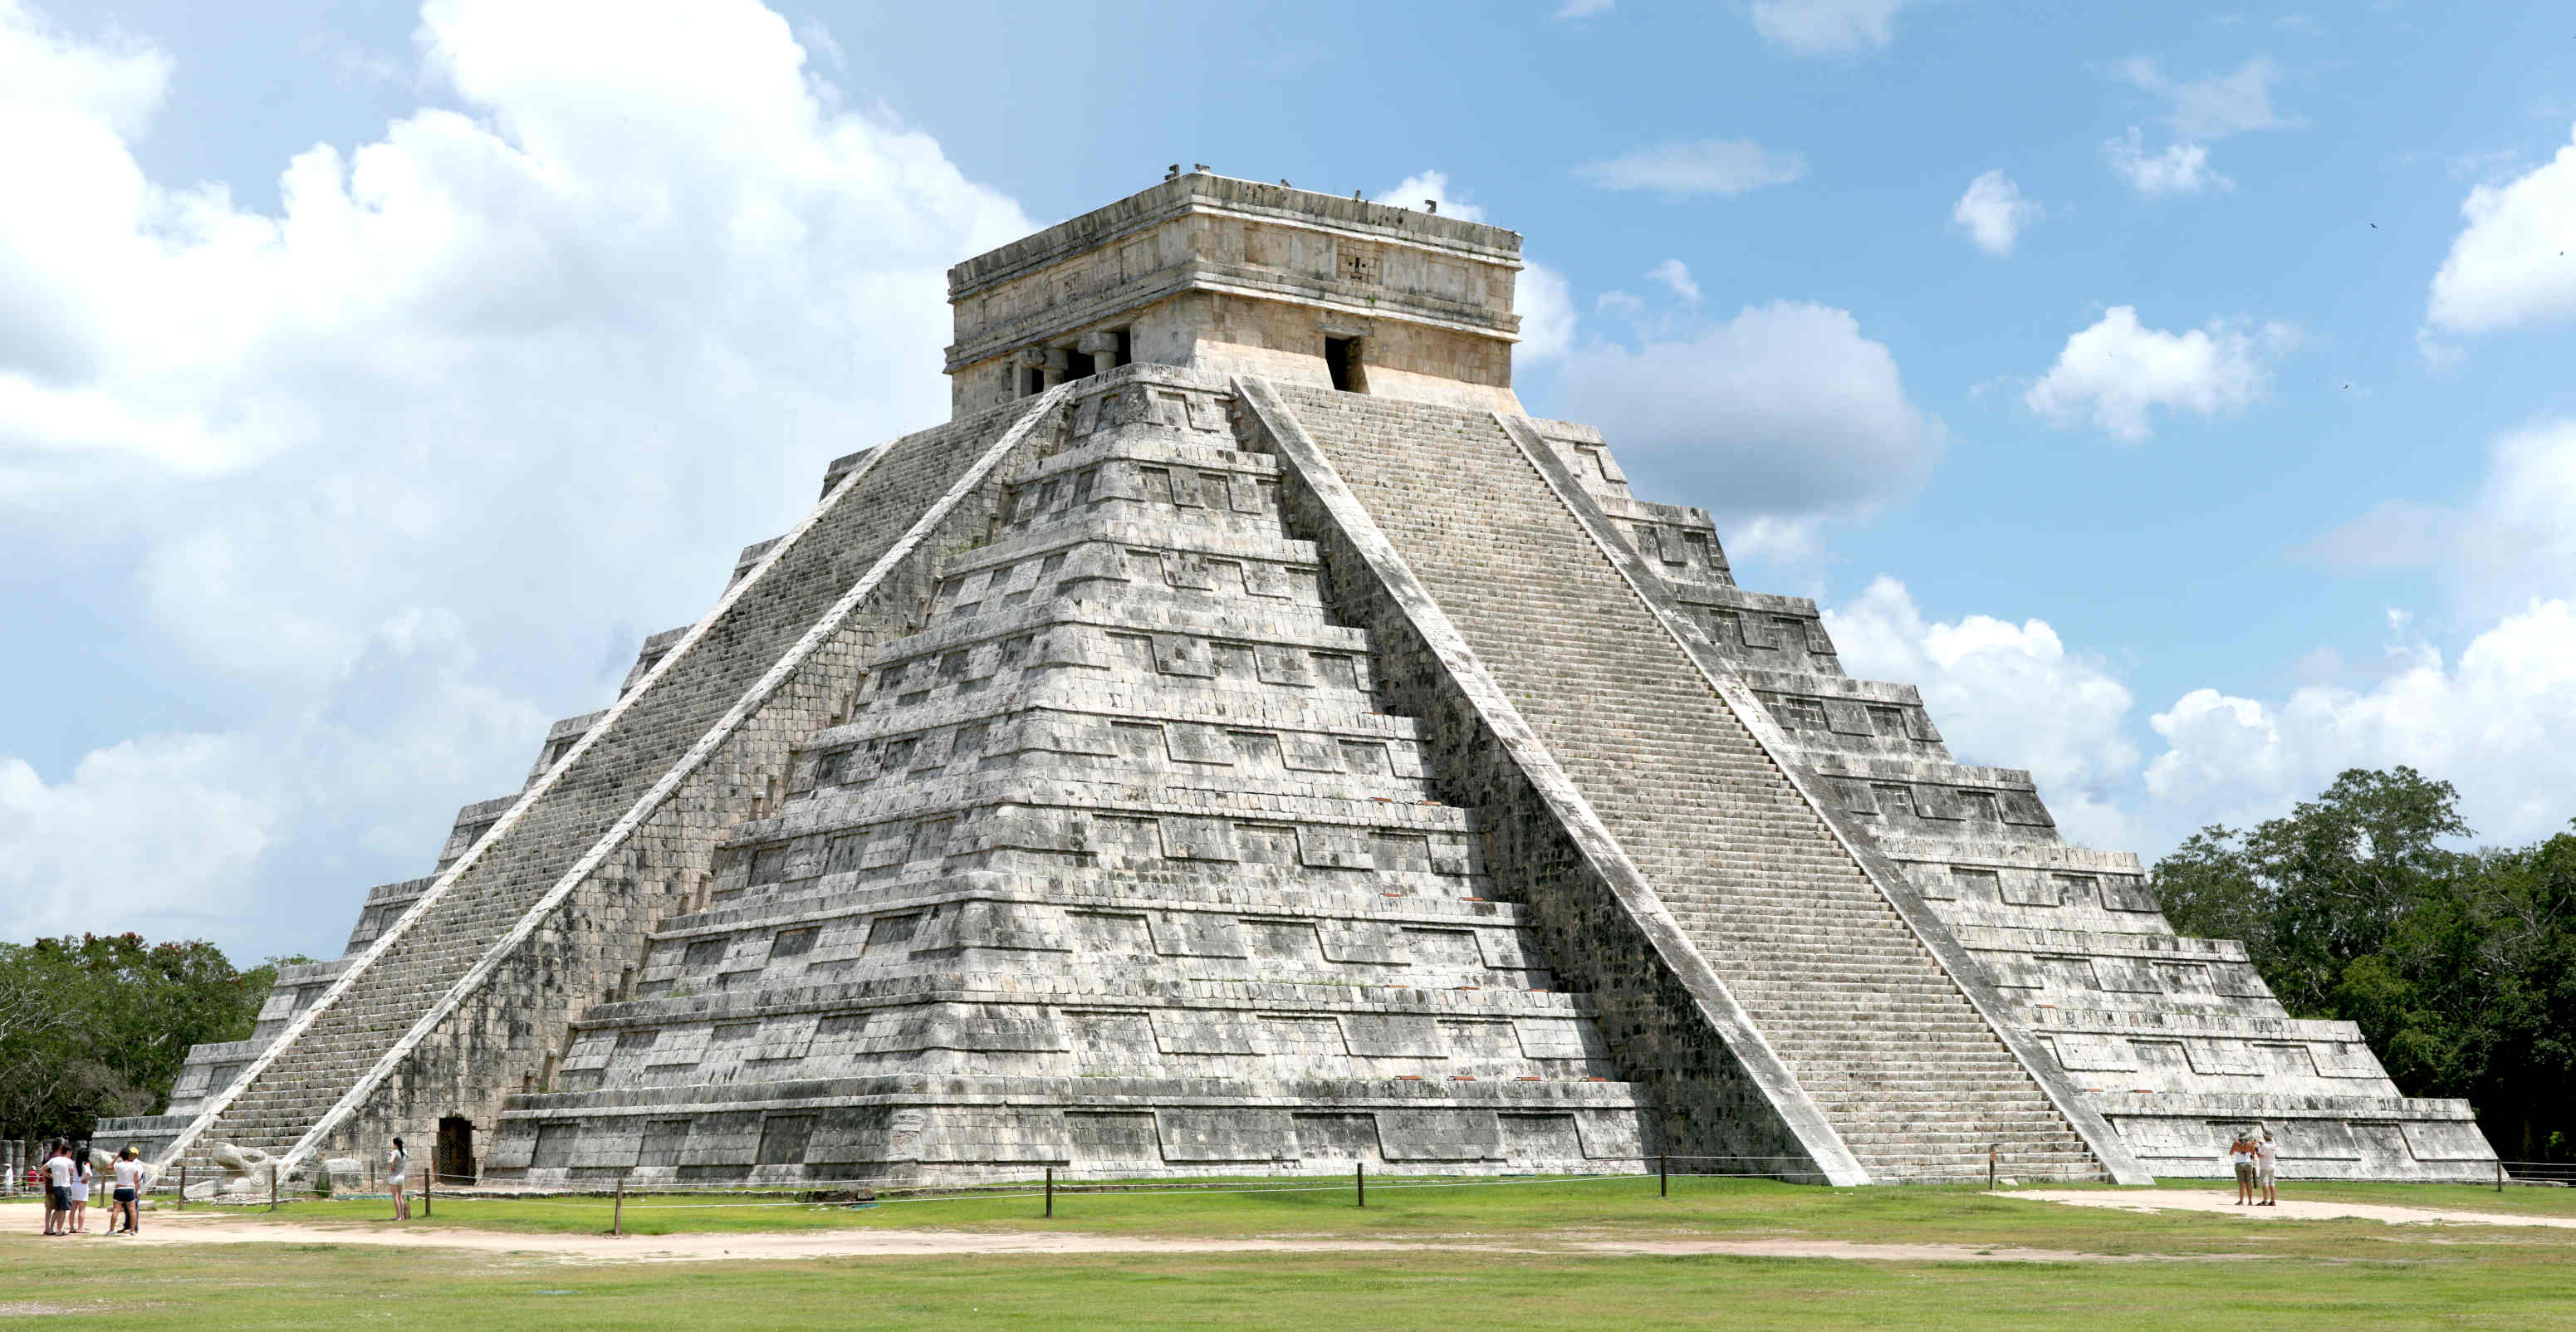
[424,1163,433,1218]
[1355,1162,1365,1209]
[1988,1144,1998,1192]
[269,1171,278,1212]
[179,1163,186,1212]
[1660,1153,1668,1198]
[613,1179,624,1236]
[1044,1168,1054,1219]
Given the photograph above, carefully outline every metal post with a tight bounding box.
[423,1163,433,1218]
[1355,1162,1365,1209]
[1988,1144,1998,1192]
[613,1179,624,1236]
[1660,1153,1668,1197]
[1044,1168,1054,1219]
[178,1163,185,1212]
[269,1170,278,1212]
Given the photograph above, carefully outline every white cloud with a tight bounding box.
[1825,577,2141,848]
[1555,301,1944,549]
[2144,601,2576,843]
[1747,0,1908,55]
[1952,169,2040,255]
[1552,0,1614,19]
[2424,123,2576,336]
[1377,169,1483,222]
[2118,56,2294,140]
[1646,258,1700,303]
[0,0,1032,955]
[2103,128,2232,197]
[2025,306,2296,441]
[0,734,273,943]
[0,608,548,944]
[0,0,171,136]
[1576,139,1806,197]
[1515,261,1577,363]
[2303,419,2576,615]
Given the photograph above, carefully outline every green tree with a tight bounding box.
[2152,767,2576,1160]
[2155,766,2468,1016]
[0,933,280,1141]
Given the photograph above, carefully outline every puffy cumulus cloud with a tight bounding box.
[1951,169,2040,256]
[1515,261,1577,364]
[2455,419,2576,611]
[2103,129,2231,198]
[0,0,1032,955]
[1647,258,1700,303]
[1824,578,2142,848]
[2025,306,2296,441]
[0,609,548,946]
[2118,56,2294,141]
[1554,301,1943,556]
[2425,124,2576,336]
[1576,139,1806,198]
[0,734,274,944]
[1747,0,1909,56]
[2144,601,2576,844]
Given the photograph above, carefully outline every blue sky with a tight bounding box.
[6,0,2576,962]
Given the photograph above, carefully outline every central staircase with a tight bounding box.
[1269,384,2104,1183]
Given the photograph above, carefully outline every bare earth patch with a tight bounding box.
[110,1212,2212,1265]
[2009,1188,2576,1230]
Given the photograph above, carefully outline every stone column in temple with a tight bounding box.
[1077,329,1124,372]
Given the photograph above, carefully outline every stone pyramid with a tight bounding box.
[107,174,2492,1188]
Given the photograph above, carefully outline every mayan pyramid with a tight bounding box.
[105,174,2494,1188]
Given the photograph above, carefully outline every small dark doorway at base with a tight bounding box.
[435,1115,475,1186]
[1325,337,1359,392]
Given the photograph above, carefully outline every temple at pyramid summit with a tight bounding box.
[105,174,2495,1189]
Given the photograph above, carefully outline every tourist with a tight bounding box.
[2228,1130,2256,1204]
[2255,1130,2280,1207]
[41,1142,73,1236]
[387,1136,409,1221]
[68,1143,91,1233]
[110,1147,146,1235]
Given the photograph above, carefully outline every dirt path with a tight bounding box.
[2009,1188,2576,1230]
[42,1212,2216,1266]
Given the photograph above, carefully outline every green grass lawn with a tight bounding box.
[4,1179,2573,1330]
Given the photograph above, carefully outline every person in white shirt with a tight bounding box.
[2227,1131,2256,1205]
[387,1137,410,1222]
[40,1143,74,1236]
[68,1146,91,1233]
[110,1147,148,1235]
[2255,1130,2280,1207]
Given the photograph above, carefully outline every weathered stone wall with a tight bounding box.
[473,365,1652,1186]
[946,174,1524,418]
[158,392,1058,1178]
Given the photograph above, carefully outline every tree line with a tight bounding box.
[2153,766,2576,1162]
[0,933,285,1142]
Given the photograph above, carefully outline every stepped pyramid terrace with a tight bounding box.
[103,173,2495,1190]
